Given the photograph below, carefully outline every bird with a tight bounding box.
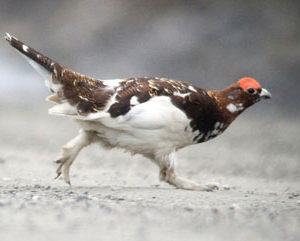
[5,33,271,191]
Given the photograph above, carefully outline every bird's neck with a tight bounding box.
[208,84,246,124]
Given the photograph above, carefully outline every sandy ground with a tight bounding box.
[0,102,299,241]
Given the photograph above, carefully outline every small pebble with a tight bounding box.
[105,195,112,199]
[229,203,241,210]
[269,192,278,196]
[288,193,299,199]
[76,195,90,201]
[223,185,230,190]
[211,208,219,213]
[32,195,40,200]
[184,207,193,212]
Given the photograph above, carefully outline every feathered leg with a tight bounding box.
[158,153,219,191]
[55,130,96,184]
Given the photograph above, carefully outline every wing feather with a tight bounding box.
[99,96,189,131]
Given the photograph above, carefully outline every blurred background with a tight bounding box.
[0,0,299,180]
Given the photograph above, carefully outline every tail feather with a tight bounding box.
[5,33,63,79]
[5,33,110,119]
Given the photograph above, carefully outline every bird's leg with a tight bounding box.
[159,155,219,191]
[55,130,96,185]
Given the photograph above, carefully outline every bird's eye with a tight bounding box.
[246,88,256,95]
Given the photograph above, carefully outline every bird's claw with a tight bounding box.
[54,171,62,180]
[206,182,220,190]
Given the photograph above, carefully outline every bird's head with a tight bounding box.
[238,77,272,101]
[214,77,272,117]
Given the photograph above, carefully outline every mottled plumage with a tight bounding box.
[5,33,271,191]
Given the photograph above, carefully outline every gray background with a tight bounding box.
[0,1,299,241]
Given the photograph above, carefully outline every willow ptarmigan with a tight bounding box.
[5,33,271,191]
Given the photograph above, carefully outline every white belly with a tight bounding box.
[76,96,197,157]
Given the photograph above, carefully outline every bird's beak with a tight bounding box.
[260,88,272,99]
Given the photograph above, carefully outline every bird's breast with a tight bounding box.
[192,121,227,143]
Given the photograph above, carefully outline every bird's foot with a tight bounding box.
[54,153,73,185]
[185,182,220,191]
[165,176,220,191]
[187,183,219,192]
[205,182,220,190]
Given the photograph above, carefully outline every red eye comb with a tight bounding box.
[238,77,261,90]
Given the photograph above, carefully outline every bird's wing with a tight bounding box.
[65,77,199,122]
[99,95,189,131]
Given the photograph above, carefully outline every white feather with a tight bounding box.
[48,103,77,116]
[77,96,197,157]
[226,103,238,113]
[5,33,12,41]
[130,96,140,106]
[226,103,244,113]
[173,91,191,98]
[102,79,124,89]
[188,86,197,92]
[22,44,29,53]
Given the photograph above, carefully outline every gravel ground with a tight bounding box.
[0,102,299,241]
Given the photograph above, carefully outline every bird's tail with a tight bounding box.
[5,33,63,80]
[5,33,105,117]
